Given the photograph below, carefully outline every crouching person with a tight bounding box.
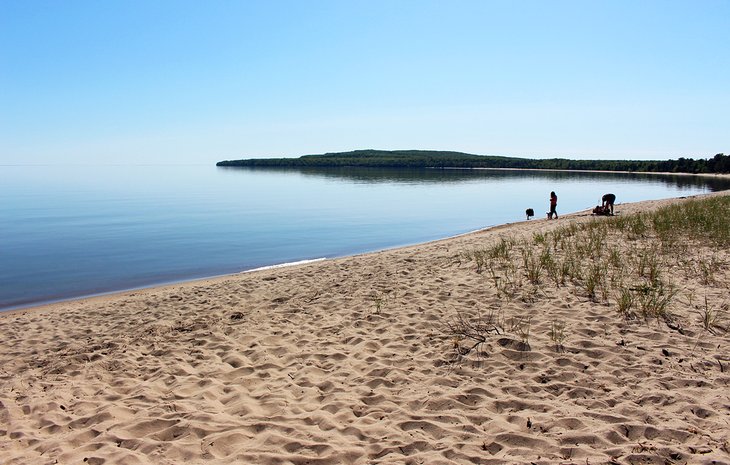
[602,193,616,215]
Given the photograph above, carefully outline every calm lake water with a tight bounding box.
[2,164,729,311]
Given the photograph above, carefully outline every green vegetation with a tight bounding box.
[451,195,730,360]
[218,149,730,174]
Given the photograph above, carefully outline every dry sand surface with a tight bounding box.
[1,193,729,465]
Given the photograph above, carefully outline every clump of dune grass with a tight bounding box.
[463,237,517,275]
[371,291,388,315]
[521,248,543,284]
[616,287,635,320]
[695,296,728,335]
[549,320,567,352]
[634,281,677,322]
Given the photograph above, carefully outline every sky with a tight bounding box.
[1,0,728,165]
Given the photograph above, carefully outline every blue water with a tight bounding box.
[2,164,728,311]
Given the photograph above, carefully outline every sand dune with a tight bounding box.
[1,192,729,464]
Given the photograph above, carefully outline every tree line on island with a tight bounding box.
[217,150,730,174]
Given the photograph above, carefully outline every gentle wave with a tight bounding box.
[244,258,327,273]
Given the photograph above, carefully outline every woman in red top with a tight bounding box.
[549,191,558,219]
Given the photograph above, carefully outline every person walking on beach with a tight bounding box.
[602,193,616,215]
[549,191,558,219]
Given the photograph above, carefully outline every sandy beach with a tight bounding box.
[1,192,729,465]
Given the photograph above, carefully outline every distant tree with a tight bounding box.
[216,150,730,174]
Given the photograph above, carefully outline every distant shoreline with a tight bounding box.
[445,166,730,179]
[217,149,730,175]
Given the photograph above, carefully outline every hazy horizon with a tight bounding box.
[2,148,727,168]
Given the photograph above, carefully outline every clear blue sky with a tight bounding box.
[1,0,728,164]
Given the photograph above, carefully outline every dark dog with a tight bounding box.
[525,208,534,220]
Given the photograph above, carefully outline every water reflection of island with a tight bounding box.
[217,166,730,191]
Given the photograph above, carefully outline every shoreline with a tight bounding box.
[2,189,725,317]
[4,167,729,315]
[455,165,730,178]
[2,190,729,464]
[0,206,586,317]
[0,258,331,316]
[0,234,495,318]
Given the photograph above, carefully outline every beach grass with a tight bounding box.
[458,195,730,356]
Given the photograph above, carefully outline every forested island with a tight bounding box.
[217,150,730,174]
